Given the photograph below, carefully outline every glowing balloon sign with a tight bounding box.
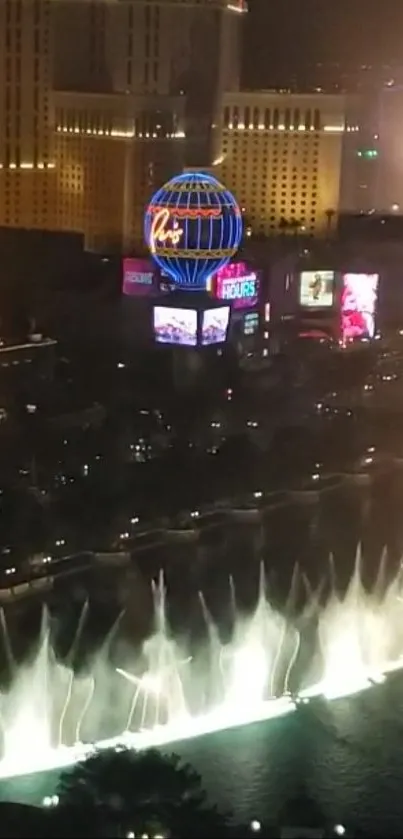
[144,171,243,290]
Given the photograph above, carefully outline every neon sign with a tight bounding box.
[150,208,184,251]
[213,264,260,310]
[243,312,260,336]
[122,257,157,297]
[149,205,227,252]
[144,171,243,289]
[220,275,258,301]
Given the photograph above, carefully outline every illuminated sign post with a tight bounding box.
[211,262,260,310]
[144,171,243,290]
[341,273,379,342]
[299,271,335,308]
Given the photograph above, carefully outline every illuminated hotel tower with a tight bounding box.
[54,0,245,163]
[0,0,55,229]
[161,0,246,164]
[52,0,246,248]
[0,0,245,249]
[218,90,348,236]
[106,0,245,165]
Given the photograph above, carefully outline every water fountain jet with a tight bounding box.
[0,557,403,780]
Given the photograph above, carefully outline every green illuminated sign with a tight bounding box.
[357,149,378,159]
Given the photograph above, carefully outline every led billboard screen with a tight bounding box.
[243,312,260,336]
[123,258,156,296]
[341,273,379,341]
[201,307,230,346]
[299,271,335,308]
[153,306,198,346]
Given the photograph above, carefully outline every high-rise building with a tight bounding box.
[53,88,186,250]
[338,87,403,217]
[338,93,379,216]
[53,0,245,249]
[370,88,403,214]
[217,91,348,236]
[0,0,245,251]
[0,0,56,230]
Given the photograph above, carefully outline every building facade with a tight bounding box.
[53,89,186,250]
[0,0,245,252]
[0,0,56,230]
[217,91,349,236]
[325,86,403,218]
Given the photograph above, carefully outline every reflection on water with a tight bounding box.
[177,673,403,835]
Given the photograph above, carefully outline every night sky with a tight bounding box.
[243,0,403,88]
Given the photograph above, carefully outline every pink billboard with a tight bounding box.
[210,262,260,310]
[341,273,379,341]
[123,258,156,296]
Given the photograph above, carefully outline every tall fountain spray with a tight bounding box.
[0,603,92,773]
[0,556,403,780]
[1,610,54,766]
[118,571,189,729]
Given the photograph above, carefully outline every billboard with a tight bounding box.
[153,306,197,346]
[201,307,230,346]
[243,312,260,336]
[123,258,156,296]
[212,262,260,310]
[299,271,335,308]
[341,273,379,341]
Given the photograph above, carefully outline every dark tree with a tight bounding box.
[56,746,231,838]
[0,802,55,839]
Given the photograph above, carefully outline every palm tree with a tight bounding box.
[56,747,231,838]
[0,802,56,839]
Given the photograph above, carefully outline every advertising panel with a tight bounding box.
[299,271,335,308]
[123,258,156,296]
[341,273,379,341]
[212,262,260,310]
[201,307,231,346]
[243,312,260,336]
[153,306,198,346]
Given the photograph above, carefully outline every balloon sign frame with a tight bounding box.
[144,171,243,290]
